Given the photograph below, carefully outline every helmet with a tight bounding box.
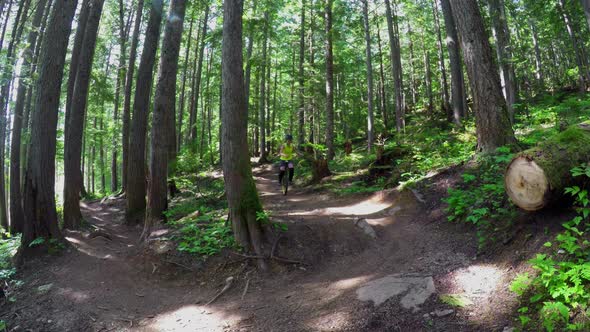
[285,134,293,141]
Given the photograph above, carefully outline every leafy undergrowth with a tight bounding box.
[510,165,590,331]
[443,146,517,250]
[0,234,20,284]
[164,172,235,259]
[441,92,590,250]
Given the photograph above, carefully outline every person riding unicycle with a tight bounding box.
[278,135,296,187]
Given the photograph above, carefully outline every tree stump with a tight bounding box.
[344,140,353,155]
[312,158,332,183]
[505,123,590,211]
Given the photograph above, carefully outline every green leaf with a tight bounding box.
[28,237,45,248]
[439,294,473,308]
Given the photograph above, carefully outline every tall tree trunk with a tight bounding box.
[258,11,270,163]
[221,0,267,271]
[244,0,257,115]
[111,0,130,193]
[99,117,106,192]
[122,0,144,193]
[189,3,209,143]
[325,0,334,160]
[252,71,260,156]
[582,0,590,33]
[9,0,48,234]
[65,0,90,135]
[91,117,96,194]
[422,33,434,114]
[0,0,30,231]
[449,0,516,152]
[488,0,517,121]
[384,0,404,132]
[558,0,588,90]
[440,0,466,125]
[20,0,78,255]
[407,20,417,108]
[308,0,315,145]
[529,18,544,89]
[0,0,13,51]
[177,16,194,153]
[63,0,105,229]
[298,0,306,147]
[126,0,164,224]
[271,63,278,154]
[200,50,213,159]
[186,19,201,144]
[361,0,374,152]
[145,0,186,237]
[376,27,388,133]
[265,45,272,155]
[433,0,450,119]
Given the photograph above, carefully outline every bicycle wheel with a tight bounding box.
[281,173,289,196]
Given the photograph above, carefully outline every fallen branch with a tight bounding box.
[88,230,113,241]
[163,260,193,271]
[230,251,307,266]
[241,270,253,300]
[241,278,250,301]
[270,235,283,258]
[207,276,234,305]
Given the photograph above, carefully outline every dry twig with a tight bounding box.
[207,277,234,305]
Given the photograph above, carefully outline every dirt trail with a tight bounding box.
[1,166,520,331]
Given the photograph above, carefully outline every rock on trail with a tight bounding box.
[356,274,436,312]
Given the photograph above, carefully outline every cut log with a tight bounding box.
[505,123,590,211]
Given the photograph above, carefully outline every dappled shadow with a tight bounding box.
[1,166,538,332]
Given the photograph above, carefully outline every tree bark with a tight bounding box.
[432,0,450,119]
[407,20,417,108]
[222,0,267,271]
[529,18,544,89]
[384,0,404,132]
[122,0,144,193]
[422,33,434,114]
[111,0,130,193]
[298,0,306,147]
[9,0,48,234]
[145,0,186,237]
[258,11,270,163]
[21,0,78,255]
[325,0,334,160]
[177,15,194,153]
[376,26,388,133]
[64,0,90,133]
[63,0,105,229]
[449,0,516,152]
[558,0,589,91]
[244,0,257,115]
[361,0,374,152]
[0,0,31,231]
[126,0,164,224]
[583,0,590,33]
[487,0,517,122]
[440,0,466,125]
[188,3,209,143]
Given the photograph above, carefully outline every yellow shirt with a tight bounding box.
[281,144,295,161]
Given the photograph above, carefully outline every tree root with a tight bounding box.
[230,251,307,266]
[207,276,234,305]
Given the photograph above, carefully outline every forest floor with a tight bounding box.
[0,164,561,331]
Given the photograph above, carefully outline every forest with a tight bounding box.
[0,0,589,330]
